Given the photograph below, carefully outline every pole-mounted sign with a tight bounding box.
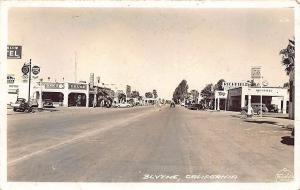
[32,65,40,75]
[7,45,22,59]
[21,64,29,75]
[251,67,261,79]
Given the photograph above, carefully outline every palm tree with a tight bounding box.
[279,38,295,75]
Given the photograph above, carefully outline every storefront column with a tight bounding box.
[241,94,246,108]
[86,93,89,107]
[63,92,68,107]
[282,98,287,114]
[247,95,252,115]
[214,98,217,110]
[217,98,220,111]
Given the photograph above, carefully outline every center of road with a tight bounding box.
[8,107,163,166]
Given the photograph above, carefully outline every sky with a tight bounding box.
[8,8,294,99]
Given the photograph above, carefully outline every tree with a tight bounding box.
[172,79,189,103]
[153,89,158,99]
[118,93,126,103]
[279,38,295,75]
[145,92,153,98]
[131,90,140,98]
[190,89,199,103]
[214,79,225,91]
[200,84,214,108]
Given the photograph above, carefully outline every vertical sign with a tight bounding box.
[7,45,22,59]
[251,67,261,79]
[90,73,94,88]
[126,85,131,98]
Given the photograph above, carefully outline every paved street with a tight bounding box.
[8,106,293,182]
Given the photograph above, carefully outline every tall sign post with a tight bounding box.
[251,66,262,117]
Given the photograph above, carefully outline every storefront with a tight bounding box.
[31,82,89,107]
[214,90,228,111]
[227,86,289,113]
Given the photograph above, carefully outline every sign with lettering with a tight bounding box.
[215,90,228,98]
[32,66,40,75]
[251,67,261,79]
[44,82,65,89]
[7,45,22,59]
[68,83,87,90]
[7,74,15,84]
[222,82,250,91]
[22,65,29,74]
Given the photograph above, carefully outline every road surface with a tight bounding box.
[8,106,293,182]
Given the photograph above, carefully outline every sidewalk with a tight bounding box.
[244,114,294,129]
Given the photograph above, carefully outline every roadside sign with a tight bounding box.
[44,82,65,89]
[90,73,94,88]
[22,74,28,79]
[7,45,22,59]
[32,65,40,75]
[251,67,261,79]
[22,65,29,74]
[68,83,87,90]
[7,74,15,84]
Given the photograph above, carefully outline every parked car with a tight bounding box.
[241,103,268,115]
[43,99,54,108]
[267,104,279,113]
[187,104,202,110]
[12,98,32,112]
[115,102,132,108]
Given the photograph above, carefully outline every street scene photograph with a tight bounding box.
[6,7,295,183]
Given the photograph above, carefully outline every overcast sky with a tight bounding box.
[8,8,294,99]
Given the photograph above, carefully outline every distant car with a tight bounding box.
[187,104,202,110]
[241,103,268,115]
[43,99,53,108]
[12,98,32,112]
[180,102,185,106]
[115,103,132,108]
[267,104,279,113]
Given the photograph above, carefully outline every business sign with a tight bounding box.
[32,66,40,75]
[44,82,65,89]
[90,73,94,88]
[215,90,228,99]
[7,74,15,84]
[22,65,29,74]
[222,82,250,91]
[7,45,22,59]
[251,67,261,79]
[68,83,87,90]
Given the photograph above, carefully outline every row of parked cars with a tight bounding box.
[184,102,280,115]
[12,98,54,112]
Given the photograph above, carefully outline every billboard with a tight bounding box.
[7,45,22,59]
[251,67,262,79]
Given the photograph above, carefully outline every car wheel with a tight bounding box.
[13,108,17,112]
[257,110,262,115]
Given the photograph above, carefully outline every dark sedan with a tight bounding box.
[43,99,54,108]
